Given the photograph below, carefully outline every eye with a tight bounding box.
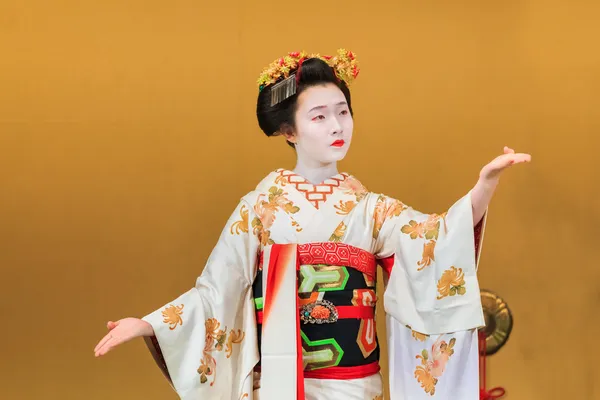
[312,115,325,121]
[340,110,349,116]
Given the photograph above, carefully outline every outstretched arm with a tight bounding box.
[470,146,531,225]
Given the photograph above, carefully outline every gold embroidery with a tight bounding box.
[329,222,347,242]
[401,212,447,271]
[418,240,436,271]
[414,337,456,396]
[198,318,246,386]
[274,174,288,186]
[161,304,184,330]
[226,329,245,358]
[230,205,249,235]
[351,289,377,306]
[291,219,303,232]
[252,186,301,246]
[373,195,406,239]
[252,217,274,246]
[339,176,368,201]
[436,266,466,299]
[411,330,429,342]
[363,272,375,287]
[334,200,356,215]
[424,212,446,239]
[400,212,445,240]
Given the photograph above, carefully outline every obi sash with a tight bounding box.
[259,243,378,400]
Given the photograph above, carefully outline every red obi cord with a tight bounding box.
[305,361,380,380]
[479,330,506,399]
[256,305,373,324]
[255,362,380,381]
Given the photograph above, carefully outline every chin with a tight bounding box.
[322,150,348,163]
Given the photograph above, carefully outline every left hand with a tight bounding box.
[479,146,531,183]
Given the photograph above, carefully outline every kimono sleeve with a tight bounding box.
[141,199,260,399]
[373,190,486,335]
[373,192,487,399]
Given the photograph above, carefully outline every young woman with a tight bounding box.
[94,50,530,400]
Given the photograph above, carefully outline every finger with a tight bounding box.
[94,332,114,353]
[95,337,117,357]
[505,154,531,166]
[504,146,515,154]
[107,320,119,330]
[512,153,532,163]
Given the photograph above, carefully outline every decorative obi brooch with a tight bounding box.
[300,300,339,324]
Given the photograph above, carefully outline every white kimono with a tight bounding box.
[142,169,486,400]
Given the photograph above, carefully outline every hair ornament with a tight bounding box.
[257,49,360,106]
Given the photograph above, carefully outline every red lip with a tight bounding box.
[331,140,345,147]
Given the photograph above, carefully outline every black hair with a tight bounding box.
[256,58,353,146]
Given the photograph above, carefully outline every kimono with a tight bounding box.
[142,169,487,400]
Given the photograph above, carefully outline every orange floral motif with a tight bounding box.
[161,304,184,330]
[329,222,347,242]
[274,175,288,186]
[373,195,407,239]
[412,330,429,342]
[401,212,447,271]
[291,219,303,232]
[424,212,447,239]
[417,240,436,271]
[226,329,245,358]
[339,176,368,201]
[198,318,246,386]
[252,186,301,246]
[436,266,466,299]
[414,337,457,396]
[406,324,429,342]
[400,220,425,239]
[334,200,356,215]
[401,212,446,240]
[230,205,249,235]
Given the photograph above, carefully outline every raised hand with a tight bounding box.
[479,146,531,183]
[94,317,154,357]
[471,146,531,225]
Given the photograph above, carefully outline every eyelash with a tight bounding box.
[312,110,349,121]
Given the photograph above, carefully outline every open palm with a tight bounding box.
[479,146,531,181]
[93,317,153,357]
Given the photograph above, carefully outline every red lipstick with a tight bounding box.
[331,140,345,147]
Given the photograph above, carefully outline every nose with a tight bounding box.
[331,117,343,135]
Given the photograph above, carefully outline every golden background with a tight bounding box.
[1,1,598,399]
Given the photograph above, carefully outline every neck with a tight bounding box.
[293,159,339,185]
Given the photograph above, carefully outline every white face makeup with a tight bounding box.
[287,83,353,167]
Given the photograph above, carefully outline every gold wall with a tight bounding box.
[1,1,598,399]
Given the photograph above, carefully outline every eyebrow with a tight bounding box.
[308,101,347,113]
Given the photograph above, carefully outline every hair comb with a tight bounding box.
[258,49,360,106]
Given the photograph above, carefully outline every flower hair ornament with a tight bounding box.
[257,48,360,106]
